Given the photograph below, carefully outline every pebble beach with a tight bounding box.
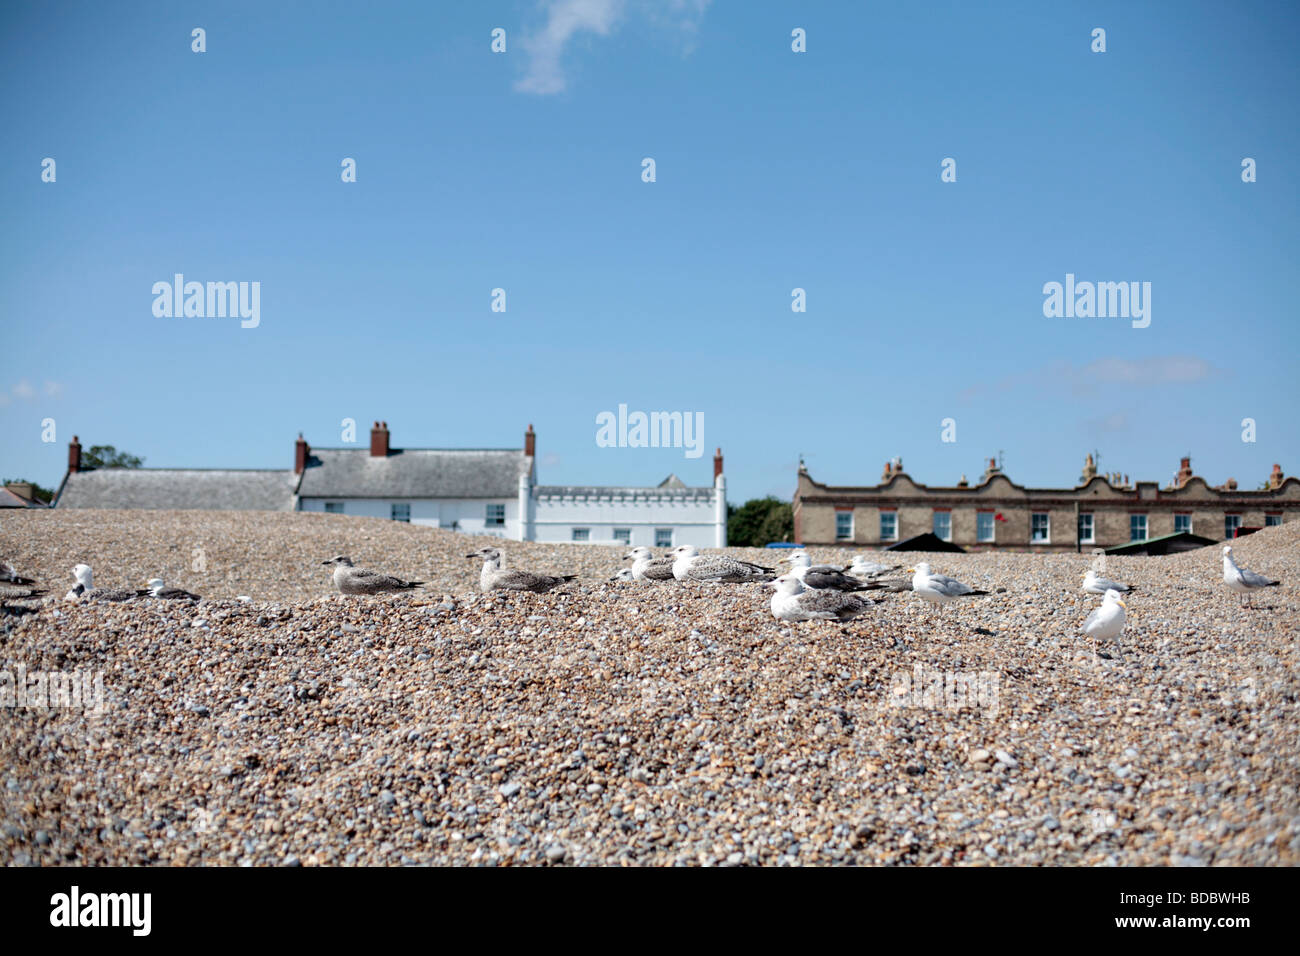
[1,509,1296,867]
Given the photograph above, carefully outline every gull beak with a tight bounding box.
[465,553,479,559]
[1117,599,1127,609]
[320,560,332,566]
[905,568,915,574]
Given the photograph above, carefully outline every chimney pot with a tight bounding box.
[713,447,724,480]
[370,421,389,458]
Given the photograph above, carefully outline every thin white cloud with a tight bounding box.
[43,380,64,398]
[514,0,711,95]
[12,380,35,400]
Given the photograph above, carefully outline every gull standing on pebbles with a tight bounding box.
[322,556,425,596]
[908,563,988,608]
[624,546,676,582]
[670,546,775,584]
[467,548,576,593]
[1081,588,1127,655]
[65,564,144,602]
[1222,546,1280,606]
[779,550,880,592]
[1082,569,1135,594]
[143,578,201,600]
[768,574,874,622]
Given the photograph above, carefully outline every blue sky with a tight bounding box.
[2,0,1297,503]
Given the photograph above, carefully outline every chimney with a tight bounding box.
[370,421,389,458]
[713,447,724,480]
[294,433,309,474]
[1269,463,1284,489]
[1224,477,1238,491]
[1174,456,1193,488]
[524,423,535,458]
[68,435,81,473]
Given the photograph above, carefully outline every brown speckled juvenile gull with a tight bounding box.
[468,547,576,593]
[322,556,424,595]
[65,563,144,602]
[780,550,880,592]
[625,546,676,582]
[670,545,774,584]
[769,574,874,622]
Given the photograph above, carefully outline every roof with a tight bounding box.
[534,483,714,499]
[296,448,531,499]
[55,469,296,510]
[883,532,968,553]
[1104,532,1217,556]
[0,487,47,508]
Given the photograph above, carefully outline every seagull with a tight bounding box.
[610,568,636,582]
[143,578,201,601]
[1081,587,1127,654]
[1082,569,1135,594]
[768,574,874,622]
[467,548,576,593]
[65,564,145,602]
[908,563,988,607]
[846,555,901,579]
[321,556,425,596]
[779,550,880,592]
[0,561,37,586]
[669,546,775,584]
[1222,546,1280,606]
[624,546,676,582]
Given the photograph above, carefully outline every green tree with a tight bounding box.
[727,497,794,547]
[2,478,55,503]
[82,445,144,469]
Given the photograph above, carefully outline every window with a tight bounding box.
[391,503,410,523]
[1129,514,1148,541]
[976,512,995,543]
[1077,512,1094,544]
[571,528,590,542]
[1174,514,1191,534]
[613,528,631,544]
[1031,513,1050,543]
[1225,514,1241,539]
[1265,514,1282,527]
[655,528,673,548]
[932,511,951,541]
[835,511,854,541]
[879,511,897,541]
[485,504,505,527]
[324,502,344,514]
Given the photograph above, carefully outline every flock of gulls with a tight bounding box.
[0,544,1283,652]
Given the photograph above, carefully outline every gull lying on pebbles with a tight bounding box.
[1222,546,1280,606]
[908,563,988,608]
[847,555,901,578]
[322,556,425,596]
[624,546,676,582]
[467,548,576,593]
[1082,569,1135,594]
[64,564,144,602]
[780,550,879,592]
[769,574,874,622]
[1082,587,1127,653]
[143,578,201,600]
[1,561,37,586]
[670,546,774,584]
[610,568,636,582]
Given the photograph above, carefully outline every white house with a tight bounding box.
[55,422,728,548]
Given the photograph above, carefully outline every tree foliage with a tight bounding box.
[2,478,55,503]
[727,497,794,547]
[83,445,144,469]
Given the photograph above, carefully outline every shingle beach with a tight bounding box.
[2,510,1296,866]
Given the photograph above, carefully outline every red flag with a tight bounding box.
[994,512,1006,522]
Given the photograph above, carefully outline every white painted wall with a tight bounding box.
[531,491,721,547]
[298,497,517,538]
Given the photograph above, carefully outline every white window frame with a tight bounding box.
[1031,512,1050,543]
[879,511,898,542]
[835,510,854,541]
[485,503,506,527]
[613,528,631,544]
[1077,512,1094,544]
[976,511,995,543]
[1129,514,1148,541]
[932,511,952,542]
[1174,513,1192,534]
[1265,514,1282,527]
[571,528,590,542]
[654,528,673,548]
[391,503,410,523]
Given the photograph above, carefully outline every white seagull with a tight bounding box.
[467,548,576,593]
[1081,587,1127,654]
[610,568,636,582]
[847,555,901,579]
[65,564,144,602]
[768,574,874,623]
[1222,546,1280,606]
[779,550,879,592]
[143,578,201,600]
[322,556,425,596]
[1082,569,1136,594]
[908,563,988,608]
[624,546,676,582]
[669,546,775,584]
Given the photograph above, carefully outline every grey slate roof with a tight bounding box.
[535,483,714,500]
[56,469,296,511]
[297,449,530,499]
